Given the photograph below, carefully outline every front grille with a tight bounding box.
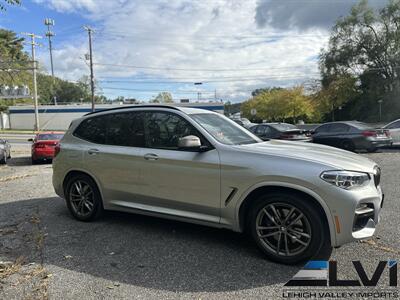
[374,166,381,187]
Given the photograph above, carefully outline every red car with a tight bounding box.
[30,132,64,164]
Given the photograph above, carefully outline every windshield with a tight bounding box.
[190,113,261,145]
[37,134,64,140]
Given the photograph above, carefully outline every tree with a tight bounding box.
[0,0,20,11]
[320,0,400,121]
[242,86,316,123]
[151,92,173,103]
[313,74,360,121]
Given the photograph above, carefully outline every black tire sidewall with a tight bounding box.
[65,174,103,221]
[248,192,327,264]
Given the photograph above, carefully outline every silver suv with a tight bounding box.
[52,105,383,264]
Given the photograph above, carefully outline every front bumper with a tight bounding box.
[318,176,383,247]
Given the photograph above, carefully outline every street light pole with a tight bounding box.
[378,99,383,122]
[194,82,202,102]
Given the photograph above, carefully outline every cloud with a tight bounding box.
[255,0,388,31]
[33,0,354,101]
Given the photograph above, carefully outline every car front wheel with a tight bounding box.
[248,192,331,264]
[65,174,103,221]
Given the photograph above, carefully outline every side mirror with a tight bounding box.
[178,135,201,148]
[28,138,34,142]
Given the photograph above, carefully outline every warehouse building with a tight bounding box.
[5,102,224,130]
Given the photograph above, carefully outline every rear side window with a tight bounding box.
[106,112,145,147]
[74,116,107,144]
[330,123,350,133]
[74,112,145,147]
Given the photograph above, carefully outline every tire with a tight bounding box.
[31,158,37,165]
[64,174,104,221]
[0,155,6,164]
[247,191,331,265]
[367,147,378,153]
[341,140,355,152]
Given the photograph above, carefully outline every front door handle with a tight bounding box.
[144,153,158,161]
[88,148,100,155]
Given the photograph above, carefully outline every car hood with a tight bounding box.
[233,140,377,173]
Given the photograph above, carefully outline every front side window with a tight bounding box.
[190,113,261,145]
[315,124,331,133]
[144,112,206,150]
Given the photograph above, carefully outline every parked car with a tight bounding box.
[0,139,11,164]
[53,105,383,264]
[232,117,254,129]
[249,123,312,142]
[383,119,400,146]
[29,132,64,164]
[312,121,392,152]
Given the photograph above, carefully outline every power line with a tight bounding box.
[94,62,314,72]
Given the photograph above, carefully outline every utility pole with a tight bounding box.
[84,26,95,112]
[22,32,41,131]
[378,99,383,122]
[44,18,57,105]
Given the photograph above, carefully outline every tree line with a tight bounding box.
[240,0,400,123]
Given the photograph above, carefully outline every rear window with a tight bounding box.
[270,123,297,131]
[37,134,64,140]
[350,122,372,130]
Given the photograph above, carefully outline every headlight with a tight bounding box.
[0,144,4,150]
[320,170,370,189]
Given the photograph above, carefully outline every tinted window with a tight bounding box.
[315,124,331,133]
[106,112,145,147]
[330,123,350,133]
[144,112,205,150]
[74,116,107,144]
[256,125,271,135]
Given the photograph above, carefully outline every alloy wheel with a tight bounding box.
[255,203,312,257]
[69,180,95,217]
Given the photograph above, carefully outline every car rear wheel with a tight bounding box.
[65,174,103,221]
[0,154,6,164]
[248,192,331,264]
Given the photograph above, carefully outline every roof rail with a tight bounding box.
[84,104,179,116]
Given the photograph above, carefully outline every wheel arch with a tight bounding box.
[237,183,336,246]
[62,169,104,203]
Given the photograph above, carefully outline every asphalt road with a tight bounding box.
[0,145,399,299]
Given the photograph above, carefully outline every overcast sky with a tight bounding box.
[1,0,389,102]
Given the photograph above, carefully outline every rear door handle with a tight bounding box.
[144,153,158,161]
[88,148,100,155]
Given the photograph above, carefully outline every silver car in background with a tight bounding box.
[52,105,383,264]
[383,119,400,146]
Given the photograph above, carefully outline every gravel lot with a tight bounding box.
[0,145,399,300]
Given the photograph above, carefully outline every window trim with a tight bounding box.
[73,109,215,152]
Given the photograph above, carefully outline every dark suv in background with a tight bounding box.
[312,121,392,152]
